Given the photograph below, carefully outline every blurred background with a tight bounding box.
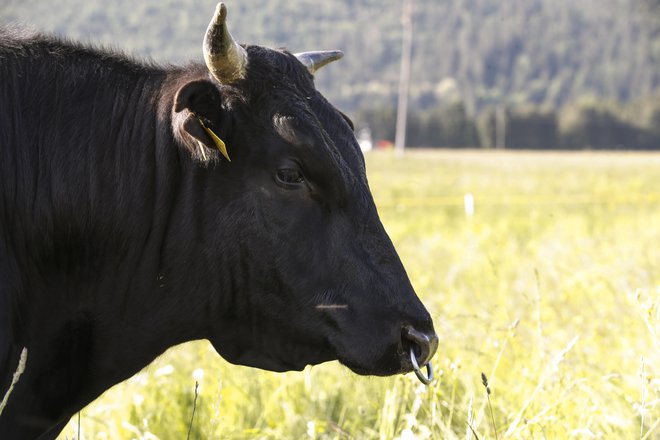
[3,0,659,150]
[3,1,660,439]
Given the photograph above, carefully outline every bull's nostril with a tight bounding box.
[402,325,439,367]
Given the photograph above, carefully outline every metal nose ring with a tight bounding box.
[409,345,434,385]
[402,325,437,385]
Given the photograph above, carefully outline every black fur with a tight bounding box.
[0,30,435,439]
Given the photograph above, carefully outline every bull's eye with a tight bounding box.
[275,168,305,189]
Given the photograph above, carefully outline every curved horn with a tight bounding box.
[295,50,344,75]
[203,3,248,84]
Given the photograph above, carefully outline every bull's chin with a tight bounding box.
[210,340,334,372]
[336,344,412,377]
[340,358,410,377]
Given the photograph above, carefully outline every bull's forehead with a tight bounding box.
[242,45,366,179]
[243,45,315,96]
[306,93,366,176]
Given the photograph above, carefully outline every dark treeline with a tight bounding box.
[3,0,658,149]
[356,97,660,150]
[3,0,658,116]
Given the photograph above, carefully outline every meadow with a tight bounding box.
[59,150,660,439]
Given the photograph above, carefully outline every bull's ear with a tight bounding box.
[173,80,231,162]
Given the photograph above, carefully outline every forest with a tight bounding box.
[2,0,659,149]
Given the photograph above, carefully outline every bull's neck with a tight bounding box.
[1,64,204,431]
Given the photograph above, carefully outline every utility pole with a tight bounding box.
[495,104,506,149]
[394,0,413,156]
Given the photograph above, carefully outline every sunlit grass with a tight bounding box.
[60,150,660,439]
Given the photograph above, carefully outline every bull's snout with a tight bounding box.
[402,325,439,368]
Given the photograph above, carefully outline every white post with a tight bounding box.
[464,193,475,218]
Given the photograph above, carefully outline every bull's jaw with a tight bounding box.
[209,334,334,372]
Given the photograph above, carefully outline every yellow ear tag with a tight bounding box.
[197,118,231,162]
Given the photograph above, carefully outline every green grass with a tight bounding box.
[59,150,660,439]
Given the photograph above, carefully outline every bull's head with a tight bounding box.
[170,3,437,380]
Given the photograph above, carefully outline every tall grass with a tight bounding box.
[60,150,660,439]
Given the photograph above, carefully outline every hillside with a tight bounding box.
[2,0,658,115]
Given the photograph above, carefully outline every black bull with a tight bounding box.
[0,4,437,438]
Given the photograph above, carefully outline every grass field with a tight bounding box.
[59,150,660,439]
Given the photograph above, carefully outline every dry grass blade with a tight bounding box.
[641,417,660,440]
[504,335,580,436]
[186,381,199,440]
[467,421,481,440]
[0,347,28,416]
[481,372,498,440]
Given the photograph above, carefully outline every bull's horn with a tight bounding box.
[295,51,344,75]
[203,3,248,84]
